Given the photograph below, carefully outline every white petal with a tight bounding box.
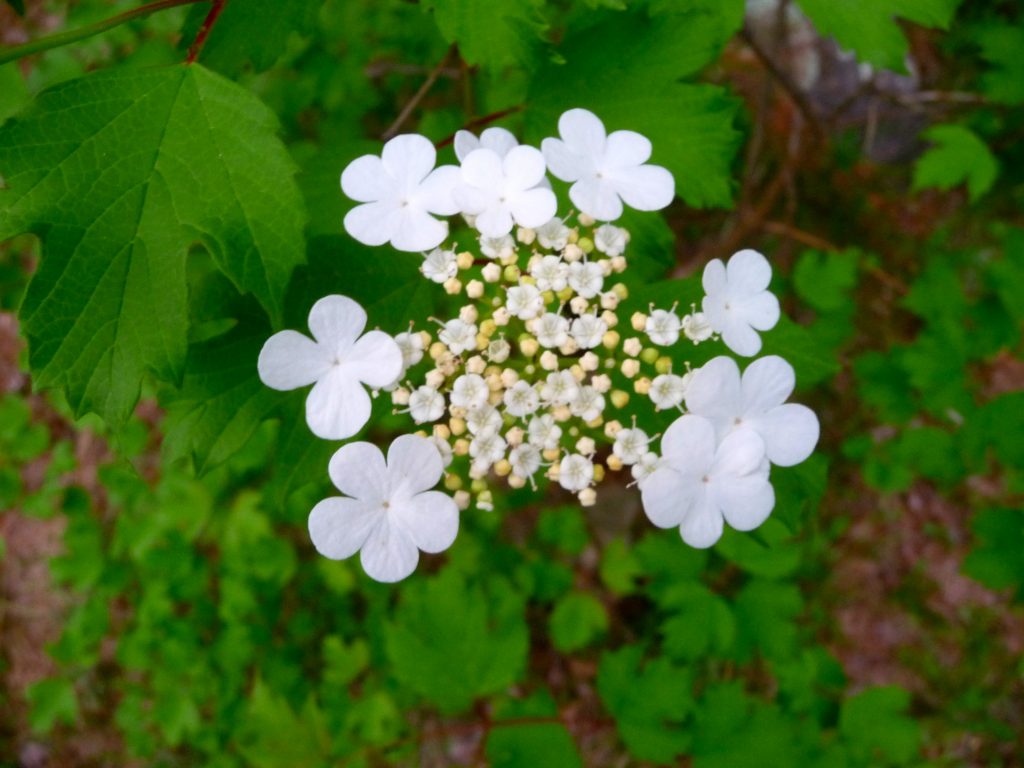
[569,177,623,221]
[417,165,461,216]
[679,494,724,548]
[510,187,557,229]
[751,404,820,467]
[741,355,794,416]
[257,330,331,391]
[503,145,547,191]
[659,414,716,473]
[360,521,419,582]
[740,291,780,332]
[308,497,381,559]
[712,429,767,479]
[480,127,519,157]
[327,441,389,499]
[461,148,504,189]
[608,164,675,212]
[345,201,399,247]
[541,137,590,182]
[684,357,742,431]
[390,208,448,252]
[475,206,514,238]
[341,154,394,203]
[726,249,772,294]
[603,130,652,168]
[308,295,367,355]
[716,474,774,532]
[392,490,459,553]
[640,467,691,528]
[306,367,372,440]
[453,183,493,216]
[381,134,436,185]
[558,108,607,156]
[346,330,403,389]
[720,318,763,357]
[702,258,727,295]
[387,434,444,497]
[454,130,481,162]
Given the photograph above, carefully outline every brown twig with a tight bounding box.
[185,0,228,64]
[763,221,839,252]
[434,105,525,149]
[382,45,456,140]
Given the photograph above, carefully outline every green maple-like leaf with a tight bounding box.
[912,124,999,203]
[526,10,741,208]
[0,65,306,426]
[427,0,548,71]
[797,0,961,72]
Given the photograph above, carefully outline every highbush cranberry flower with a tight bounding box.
[541,108,675,221]
[684,355,820,467]
[258,295,402,440]
[341,134,460,252]
[702,249,781,356]
[454,126,519,161]
[308,435,459,582]
[640,415,774,548]
[454,146,557,237]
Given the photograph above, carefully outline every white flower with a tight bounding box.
[558,453,594,492]
[439,318,478,355]
[631,451,662,483]
[528,413,562,450]
[682,311,713,342]
[645,309,681,346]
[594,224,629,256]
[480,234,516,260]
[454,126,519,161]
[421,248,457,283]
[541,108,675,221]
[570,314,607,349]
[466,404,502,435]
[409,385,445,423]
[454,147,557,237]
[341,134,459,252]
[488,338,511,363]
[570,386,605,422]
[531,255,569,292]
[469,428,508,469]
[450,373,489,410]
[258,295,402,440]
[613,427,650,465]
[394,331,424,369]
[649,373,689,411]
[535,313,570,348]
[640,414,773,549]
[506,283,544,320]
[536,218,572,251]
[684,355,819,467]
[568,261,604,298]
[702,249,780,357]
[509,443,542,478]
[308,435,458,582]
[503,380,541,417]
[540,370,579,405]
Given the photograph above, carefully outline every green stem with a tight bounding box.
[0,0,209,67]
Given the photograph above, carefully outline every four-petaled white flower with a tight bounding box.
[469,428,508,470]
[509,443,542,479]
[481,234,516,260]
[568,260,604,298]
[559,453,594,492]
[341,134,459,252]
[454,126,519,161]
[439,318,478,355]
[528,413,562,449]
[594,224,629,256]
[308,435,459,582]
[570,314,607,349]
[409,385,445,423]
[503,380,541,417]
[421,248,457,283]
[541,108,675,221]
[540,370,579,405]
[455,147,557,237]
[640,415,774,549]
[702,249,780,357]
[613,427,651,465]
[570,385,605,422]
[451,373,489,410]
[649,373,689,411]
[684,355,819,467]
[506,283,544,320]
[258,295,402,440]
[645,309,681,346]
[536,218,572,251]
[531,255,569,292]
[535,313,571,349]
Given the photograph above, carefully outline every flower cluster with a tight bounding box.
[258,108,820,582]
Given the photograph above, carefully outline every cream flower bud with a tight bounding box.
[449,416,466,435]
[506,426,525,446]
[425,369,445,388]
[443,277,463,295]
[500,368,520,388]
[621,359,640,378]
[563,243,584,262]
[576,436,596,455]
[540,350,559,370]
[467,355,486,374]
[591,373,612,393]
[600,292,620,310]
[578,488,597,507]
[610,256,627,273]
[569,295,590,315]
[559,338,579,356]
[606,454,623,471]
[482,263,501,282]
[520,337,540,358]
[466,279,485,299]
[493,307,511,326]
[494,459,512,476]
[454,490,471,510]
[631,312,648,332]
[601,310,618,328]
[610,390,630,409]
[460,305,479,324]
[604,420,623,438]
[602,330,620,350]
[517,226,537,245]
[580,351,600,371]
[392,387,411,405]
[623,337,642,357]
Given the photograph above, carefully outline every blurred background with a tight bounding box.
[0,0,1022,766]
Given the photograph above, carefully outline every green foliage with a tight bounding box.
[549,591,608,652]
[0,65,306,426]
[913,124,999,202]
[840,686,922,765]
[797,0,961,71]
[426,0,548,71]
[975,22,1024,104]
[26,678,79,733]
[963,509,1024,598]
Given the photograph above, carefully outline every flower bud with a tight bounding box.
[612,283,628,300]
[631,312,647,331]
[655,356,673,375]
[600,292,620,310]
[466,356,486,374]
[540,350,559,370]
[623,337,642,357]
[611,256,627,273]
[556,287,574,303]
[460,305,479,324]
[450,417,466,436]
[454,490,471,509]
[640,347,659,365]
[591,374,611,393]
[418,330,432,347]
[502,265,521,282]
[604,420,623,438]
[392,387,410,405]
[542,448,560,462]
[576,436,596,455]
[477,490,494,510]
[482,263,501,283]
[500,368,519,388]
[433,424,451,441]
[519,337,539,358]
[578,213,596,227]
[456,251,474,270]
[507,474,526,489]
[578,488,597,507]
[634,377,651,395]
[494,459,512,477]
[602,330,620,350]
[552,405,572,422]
[593,464,605,483]
[599,260,613,277]
[425,369,445,388]
[506,426,524,446]
[493,307,511,326]
[445,473,463,490]
[601,309,618,328]
[606,454,623,471]
[559,338,579,356]
[610,390,630,409]
[471,479,488,493]
[563,243,583,262]
[569,296,589,315]
[443,277,462,295]
[577,235,594,253]
[569,364,586,381]
[620,359,640,378]
[429,341,447,360]
[580,351,599,371]
[466,279,485,299]
[517,226,537,245]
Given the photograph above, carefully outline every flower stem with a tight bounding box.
[0,0,209,67]
[185,0,228,64]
